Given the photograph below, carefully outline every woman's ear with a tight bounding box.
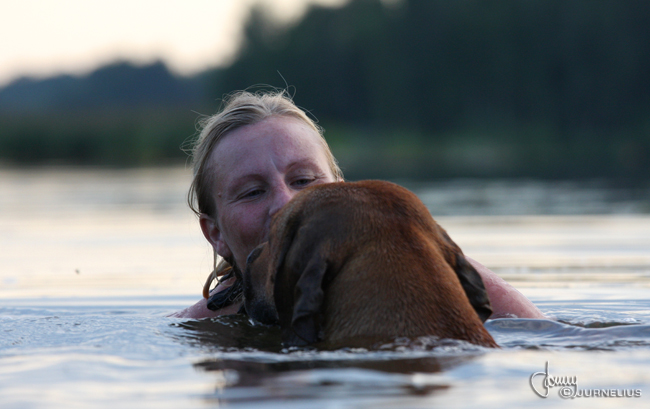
[199,213,233,261]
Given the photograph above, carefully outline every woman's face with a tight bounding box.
[200,116,338,270]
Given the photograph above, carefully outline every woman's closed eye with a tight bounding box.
[291,175,321,189]
[293,178,313,187]
[239,188,265,200]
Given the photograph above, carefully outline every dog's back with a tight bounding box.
[272,180,498,348]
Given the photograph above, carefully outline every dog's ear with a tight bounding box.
[268,209,326,346]
[273,224,330,345]
[285,253,328,345]
[438,228,493,322]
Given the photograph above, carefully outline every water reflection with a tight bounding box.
[195,358,457,405]
[173,315,285,352]
[169,312,650,405]
[174,315,483,404]
[406,179,650,216]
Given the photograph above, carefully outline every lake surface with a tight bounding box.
[1,167,650,408]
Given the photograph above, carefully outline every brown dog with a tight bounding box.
[242,180,498,348]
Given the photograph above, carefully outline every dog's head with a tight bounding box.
[241,181,494,347]
[241,191,318,332]
[241,185,338,346]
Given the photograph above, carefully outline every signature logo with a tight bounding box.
[530,361,642,399]
[530,361,577,398]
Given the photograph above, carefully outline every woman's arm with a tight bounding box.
[168,275,242,318]
[467,256,547,319]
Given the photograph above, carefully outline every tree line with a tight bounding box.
[1,0,649,181]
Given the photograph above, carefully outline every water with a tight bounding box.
[1,167,650,408]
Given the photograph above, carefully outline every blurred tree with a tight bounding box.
[205,0,650,179]
[2,0,649,179]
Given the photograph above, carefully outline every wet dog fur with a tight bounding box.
[241,180,498,348]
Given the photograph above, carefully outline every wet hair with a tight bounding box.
[187,89,344,300]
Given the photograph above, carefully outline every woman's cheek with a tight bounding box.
[238,207,267,246]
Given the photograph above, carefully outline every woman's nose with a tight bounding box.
[269,183,296,217]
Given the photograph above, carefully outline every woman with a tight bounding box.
[172,89,545,320]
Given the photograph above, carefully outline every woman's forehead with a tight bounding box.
[207,117,331,185]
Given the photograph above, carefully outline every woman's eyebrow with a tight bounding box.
[286,158,324,172]
[225,174,265,196]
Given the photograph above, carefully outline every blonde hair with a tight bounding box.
[188,89,343,218]
[188,89,344,291]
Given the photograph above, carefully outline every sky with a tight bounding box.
[0,0,346,87]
